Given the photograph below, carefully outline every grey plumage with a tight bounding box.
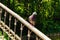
[29,12,37,26]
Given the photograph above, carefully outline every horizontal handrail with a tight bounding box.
[0,3,51,40]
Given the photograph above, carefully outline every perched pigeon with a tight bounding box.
[29,12,37,26]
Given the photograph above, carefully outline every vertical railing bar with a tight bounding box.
[9,15,12,40]
[14,18,17,40]
[0,7,2,21]
[27,30,31,40]
[14,19,17,33]
[36,36,39,40]
[3,11,7,38]
[4,11,7,23]
[20,24,24,40]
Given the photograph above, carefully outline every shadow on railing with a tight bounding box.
[0,3,51,40]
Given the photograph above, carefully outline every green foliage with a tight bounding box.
[0,31,2,36]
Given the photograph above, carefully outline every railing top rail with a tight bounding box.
[0,3,51,40]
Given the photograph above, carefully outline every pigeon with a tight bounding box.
[29,12,37,26]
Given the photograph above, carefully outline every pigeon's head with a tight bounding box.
[32,12,37,15]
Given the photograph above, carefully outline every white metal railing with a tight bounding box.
[0,21,21,40]
[0,3,51,40]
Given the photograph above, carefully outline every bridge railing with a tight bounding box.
[0,3,51,40]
